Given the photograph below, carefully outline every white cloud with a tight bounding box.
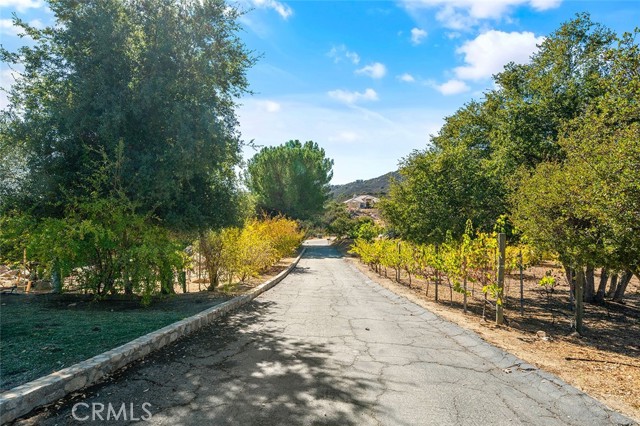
[250,0,293,19]
[329,131,360,143]
[530,0,562,10]
[0,19,20,36]
[0,66,22,109]
[397,73,415,83]
[256,100,281,113]
[327,88,378,104]
[327,44,360,65]
[432,79,470,95]
[29,18,43,28]
[355,62,387,79]
[400,0,562,29]
[0,0,43,12]
[434,6,473,30]
[345,51,360,65]
[410,27,427,45]
[454,30,544,80]
[1,67,21,87]
[0,18,43,37]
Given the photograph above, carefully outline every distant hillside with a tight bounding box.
[330,171,399,201]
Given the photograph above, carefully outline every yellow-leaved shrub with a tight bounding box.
[199,217,304,289]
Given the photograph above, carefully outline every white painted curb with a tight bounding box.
[0,248,306,424]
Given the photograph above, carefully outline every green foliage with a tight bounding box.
[0,212,36,267]
[490,13,615,176]
[328,216,356,239]
[510,29,640,274]
[378,14,638,293]
[380,102,505,244]
[246,140,334,221]
[353,220,381,242]
[452,281,470,296]
[323,202,355,238]
[351,231,537,309]
[0,0,254,232]
[0,192,185,299]
[539,271,557,289]
[482,283,503,306]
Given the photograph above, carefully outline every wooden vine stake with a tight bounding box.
[434,244,439,302]
[496,233,506,325]
[462,254,468,314]
[519,249,524,316]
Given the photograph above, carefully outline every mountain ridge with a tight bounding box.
[329,171,399,201]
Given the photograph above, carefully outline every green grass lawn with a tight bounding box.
[0,293,229,391]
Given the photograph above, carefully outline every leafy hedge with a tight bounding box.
[199,216,304,289]
[0,193,187,301]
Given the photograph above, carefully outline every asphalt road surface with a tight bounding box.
[22,240,634,425]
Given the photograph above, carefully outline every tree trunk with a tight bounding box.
[564,265,574,311]
[607,273,619,297]
[123,263,133,295]
[594,268,608,304]
[482,292,487,321]
[593,268,609,305]
[124,276,133,295]
[160,267,175,295]
[584,265,595,303]
[613,270,633,302]
[51,258,62,294]
[207,266,219,290]
[179,270,187,293]
[574,267,585,335]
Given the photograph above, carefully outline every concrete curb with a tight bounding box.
[0,248,306,424]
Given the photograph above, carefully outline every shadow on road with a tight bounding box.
[26,299,377,425]
[301,245,344,259]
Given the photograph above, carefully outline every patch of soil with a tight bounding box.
[344,254,640,422]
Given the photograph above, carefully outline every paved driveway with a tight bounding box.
[23,240,634,425]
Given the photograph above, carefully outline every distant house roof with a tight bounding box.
[343,195,380,204]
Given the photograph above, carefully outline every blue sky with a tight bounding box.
[1,1,639,183]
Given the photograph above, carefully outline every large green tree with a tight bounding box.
[246,140,333,221]
[511,28,640,293]
[380,101,503,243]
[381,14,621,245]
[489,13,616,176]
[1,0,255,232]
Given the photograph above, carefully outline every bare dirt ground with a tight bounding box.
[343,251,640,422]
